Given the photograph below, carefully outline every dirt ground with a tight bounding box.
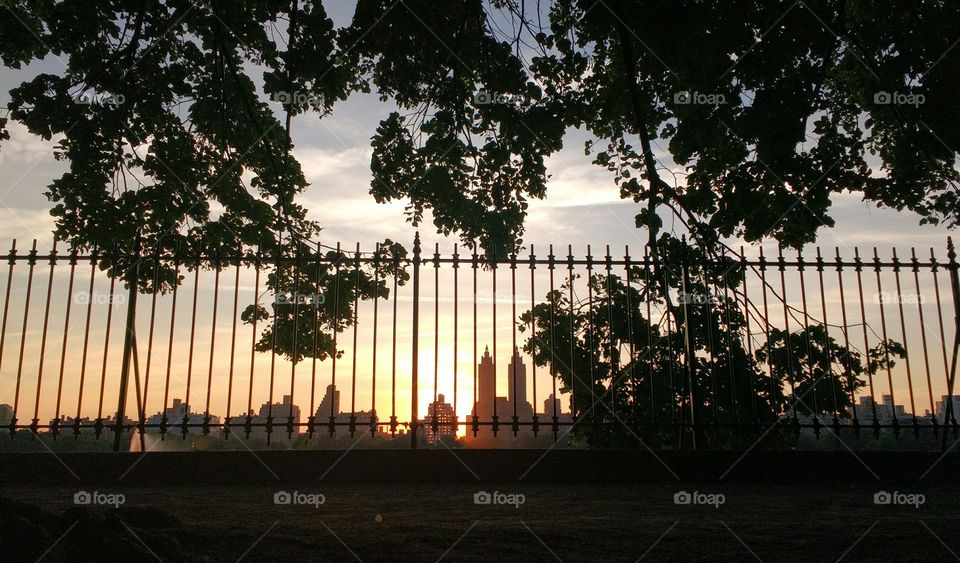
[3,482,960,562]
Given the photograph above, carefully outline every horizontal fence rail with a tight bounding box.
[0,234,957,451]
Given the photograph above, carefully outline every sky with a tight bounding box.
[0,1,956,436]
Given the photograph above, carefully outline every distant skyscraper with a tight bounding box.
[477,346,495,417]
[544,393,563,416]
[259,395,300,425]
[317,384,341,419]
[312,384,378,439]
[424,394,457,444]
[466,345,536,445]
[936,395,960,424]
[508,346,527,406]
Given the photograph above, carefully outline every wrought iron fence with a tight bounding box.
[0,234,957,450]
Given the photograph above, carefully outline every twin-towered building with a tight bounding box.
[463,345,570,446]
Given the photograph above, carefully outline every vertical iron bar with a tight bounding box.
[432,243,439,438]
[530,245,537,436]
[13,240,38,425]
[740,246,757,424]
[759,247,775,415]
[679,241,697,449]
[836,248,857,426]
[371,243,380,436]
[0,240,16,399]
[53,245,78,436]
[391,247,399,436]
[777,245,796,423]
[701,257,718,424]
[113,240,140,450]
[548,245,558,440]
[288,242,302,439]
[661,249,677,428]
[855,247,879,426]
[204,245,221,435]
[797,248,818,419]
[350,243,360,437]
[644,248,656,426]
[161,243,180,440]
[246,239,261,438]
[308,241,322,438]
[141,243,161,430]
[605,246,614,420]
[941,238,959,443]
[911,248,935,419]
[225,243,241,436]
[625,246,636,430]
[74,246,97,437]
[184,249,200,429]
[892,248,917,426]
[410,233,421,448]
[330,243,341,437]
[492,246,498,436]
[815,248,838,423]
[95,249,117,434]
[586,245,596,438]
[266,240,281,443]
[932,247,950,418]
[453,244,459,436]
[719,253,736,424]
[873,247,896,425]
[471,243,478,437]
[33,240,57,432]
[511,247,518,436]
[567,245,575,427]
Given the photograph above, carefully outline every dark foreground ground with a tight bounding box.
[1,450,959,562]
[5,483,960,562]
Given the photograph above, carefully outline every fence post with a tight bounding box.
[679,237,698,450]
[943,237,959,450]
[113,240,140,451]
[410,232,421,449]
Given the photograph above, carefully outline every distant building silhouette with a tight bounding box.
[424,393,457,444]
[259,395,300,426]
[466,345,541,446]
[231,395,301,443]
[312,384,378,439]
[143,398,220,435]
[854,394,913,425]
[542,393,574,425]
[935,395,960,424]
[316,384,340,420]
